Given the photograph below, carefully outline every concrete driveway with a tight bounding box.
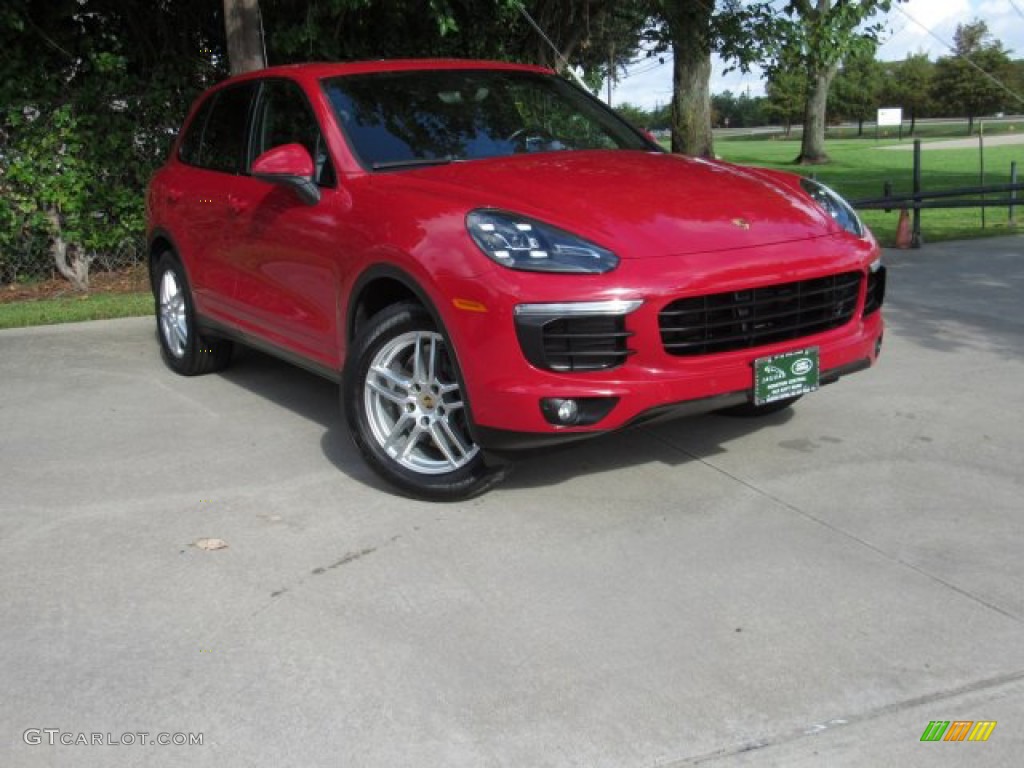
[2,235,1023,767]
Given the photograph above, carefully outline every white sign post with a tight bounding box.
[877,107,904,140]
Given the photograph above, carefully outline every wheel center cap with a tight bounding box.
[419,393,437,410]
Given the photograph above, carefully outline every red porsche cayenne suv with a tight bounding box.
[147,60,885,500]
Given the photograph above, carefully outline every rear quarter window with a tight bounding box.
[178,83,257,174]
[178,96,214,167]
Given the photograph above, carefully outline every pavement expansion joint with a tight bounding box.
[658,668,1024,766]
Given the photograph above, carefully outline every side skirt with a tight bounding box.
[197,315,341,384]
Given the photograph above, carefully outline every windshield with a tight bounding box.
[322,69,654,170]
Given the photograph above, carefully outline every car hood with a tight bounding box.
[395,150,837,259]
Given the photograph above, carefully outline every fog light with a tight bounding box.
[540,398,580,425]
[540,397,619,427]
[557,399,579,423]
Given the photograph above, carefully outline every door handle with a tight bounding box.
[227,195,250,216]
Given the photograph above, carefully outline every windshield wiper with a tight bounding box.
[371,156,455,171]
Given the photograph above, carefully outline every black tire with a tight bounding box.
[342,302,505,501]
[715,395,802,418]
[153,252,233,376]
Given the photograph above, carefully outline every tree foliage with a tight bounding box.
[1,0,651,287]
[763,47,807,136]
[0,0,224,287]
[614,103,654,131]
[931,19,1018,134]
[879,52,933,133]
[711,91,767,128]
[829,44,884,134]
[5,0,955,289]
[726,0,906,164]
[260,1,647,83]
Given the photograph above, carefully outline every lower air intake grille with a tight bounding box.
[515,314,633,372]
[659,272,862,356]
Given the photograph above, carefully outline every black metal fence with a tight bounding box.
[850,139,1021,248]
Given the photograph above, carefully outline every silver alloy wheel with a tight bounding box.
[363,330,479,475]
[158,269,188,359]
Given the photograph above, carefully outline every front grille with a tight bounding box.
[659,272,862,356]
[515,314,633,372]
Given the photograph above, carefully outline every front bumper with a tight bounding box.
[472,356,874,452]
[438,234,884,450]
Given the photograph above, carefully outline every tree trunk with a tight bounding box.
[223,0,265,75]
[796,66,835,164]
[663,2,714,157]
[45,207,91,291]
[967,115,974,135]
[910,110,916,135]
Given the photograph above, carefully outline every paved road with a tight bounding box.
[2,236,1023,767]
[878,133,1024,150]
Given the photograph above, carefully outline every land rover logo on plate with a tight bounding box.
[754,348,820,405]
[791,357,814,376]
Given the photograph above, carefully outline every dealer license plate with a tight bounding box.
[753,348,820,405]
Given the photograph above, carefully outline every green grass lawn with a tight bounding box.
[723,118,1024,143]
[0,292,153,330]
[713,134,1022,246]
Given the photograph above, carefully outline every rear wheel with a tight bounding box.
[343,302,504,500]
[153,252,233,376]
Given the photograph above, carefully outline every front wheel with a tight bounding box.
[342,303,504,501]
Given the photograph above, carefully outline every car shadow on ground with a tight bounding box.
[215,345,796,497]
[216,346,391,495]
[499,409,796,492]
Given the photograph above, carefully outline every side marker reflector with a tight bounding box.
[453,298,488,313]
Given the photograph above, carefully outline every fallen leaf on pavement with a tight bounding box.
[193,538,228,551]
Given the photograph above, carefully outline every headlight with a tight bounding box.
[466,210,619,274]
[800,178,865,238]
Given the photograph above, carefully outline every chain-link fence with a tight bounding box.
[0,236,146,289]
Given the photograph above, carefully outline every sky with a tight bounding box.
[609,0,1024,110]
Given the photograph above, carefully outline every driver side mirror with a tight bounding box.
[251,143,321,206]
